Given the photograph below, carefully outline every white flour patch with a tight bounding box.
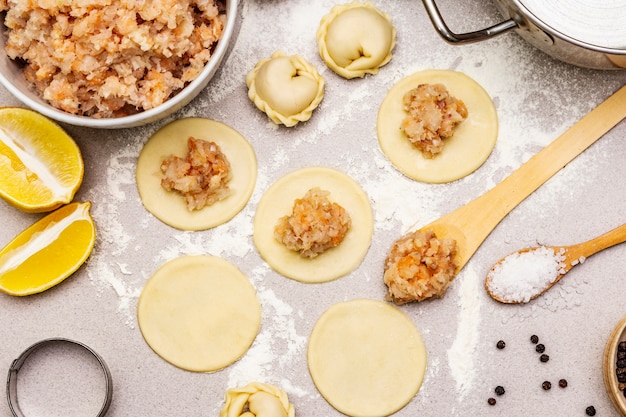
[90,144,138,254]
[447,265,482,399]
[86,141,143,326]
[279,378,309,399]
[156,210,254,262]
[227,287,307,390]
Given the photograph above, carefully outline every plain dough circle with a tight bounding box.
[253,166,373,283]
[307,299,427,417]
[137,255,261,372]
[246,51,325,127]
[377,69,498,183]
[136,118,257,230]
[317,2,396,79]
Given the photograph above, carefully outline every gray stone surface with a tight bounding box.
[1,1,625,416]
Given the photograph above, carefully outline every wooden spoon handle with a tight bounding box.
[479,85,626,229]
[446,85,626,269]
[566,223,626,261]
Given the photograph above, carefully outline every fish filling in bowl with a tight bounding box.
[0,0,225,118]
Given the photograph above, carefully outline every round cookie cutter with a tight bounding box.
[6,338,113,417]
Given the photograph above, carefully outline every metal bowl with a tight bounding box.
[421,0,626,70]
[0,0,238,129]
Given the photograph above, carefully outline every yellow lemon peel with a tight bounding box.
[0,201,96,296]
[0,107,84,213]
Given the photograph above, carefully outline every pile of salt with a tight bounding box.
[487,246,566,303]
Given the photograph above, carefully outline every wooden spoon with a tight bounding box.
[485,222,626,303]
[418,84,626,276]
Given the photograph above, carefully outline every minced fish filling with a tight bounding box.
[384,229,458,304]
[401,83,468,158]
[161,136,231,211]
[0,0,225,118]
[274,187,351,258]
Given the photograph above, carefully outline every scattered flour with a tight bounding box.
[447,265,482,400]
[77,0,610,410]
[226,287,307,393]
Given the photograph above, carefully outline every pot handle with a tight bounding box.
[422,0,518,44]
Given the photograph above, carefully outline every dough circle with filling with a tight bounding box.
[377,69,498,183]
[308,299,427,417]
[136,118,257,231]
[317,2,396,79]
[246,51,325,127]
[253,166,373,283]
[137,255,261,372]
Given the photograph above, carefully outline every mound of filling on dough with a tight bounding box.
[0,0,225,117]
[384,229,458,304]
[160,137,232,211]
[274,187,351,258]
[401,83,468,158]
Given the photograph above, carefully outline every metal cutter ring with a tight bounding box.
[6,338,113,417]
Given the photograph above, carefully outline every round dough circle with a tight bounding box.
[308,299,427,417]
[136,118,257,230]
[317,2,396,79]
[377,70,498,183]
[137,255,261,372]
[253,166,373,283]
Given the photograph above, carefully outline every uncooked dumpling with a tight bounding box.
[246,51,325,127]
[137,256,261,372]
[253,167,373,283]
[220,382,295,417]
[317,2,396,79]
[308,299,427,417]
[377,69,498,183]
[136,118,257,231]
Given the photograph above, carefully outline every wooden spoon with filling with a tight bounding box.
[420,85,626,278]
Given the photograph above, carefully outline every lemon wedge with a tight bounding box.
[0,201,96,296]
[0,107,84,213]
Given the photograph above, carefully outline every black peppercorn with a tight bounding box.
[542,381,551,390]
[531,335,539,344]
[496,340,506,349]
[495,386,505,396]
[585,405,596,416]
[559,379,568,388]
[619,341,626,352]
[535,343,545,353]
[487,397,496,405]
[618,359,626,368]
[617,367,626,375]
[618,373,626,383]
[618,351,626,360]
[540,354,549,362]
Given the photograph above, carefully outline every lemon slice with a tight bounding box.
[0,201,96,296]
[0,107,84,213]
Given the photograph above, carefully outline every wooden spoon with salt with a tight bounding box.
[418,84,626,280]
[485,222,626,304]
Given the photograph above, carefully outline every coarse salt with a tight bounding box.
[487,246,566,303]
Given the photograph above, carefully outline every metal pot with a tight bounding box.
[422,0,626,69]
